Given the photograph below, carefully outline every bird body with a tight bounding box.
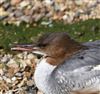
[34,42,100,94]
[11,32,100,94]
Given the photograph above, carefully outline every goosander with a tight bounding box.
[11,32,100,94]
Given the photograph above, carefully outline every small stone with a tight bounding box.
[23,52,28,59]
[15,72,23,77]
[11,76,16,81]
[6,67,19,78]
[7,7,15,13]
[33,14,43,22]
[14,9,24,17]
[62,15,67,20]
[74,0,83,6]
[27,80,34,86]
[48,23,53,27]
[1,54,12,63]
[17,77,27,87]
[25,59,31,65]
[0,80,8,90]
[11,0,21,5]
[27,54,35,59]
[14,21,21,26]
[3,2,11,10]
[12,80,19,86]
[0,7,9,16]
[24,8,32,15]
[20,15,31,23]
[0,0,6,4]
[6,78,12,83]
[89,39,93,42]
[0,76,3,80]
[18,59,27,68]
[41,20,52,26]
[0,69,4,76]
[7,59,19,68]
[44,0,54,5]
[2,76,7,81]
[19,1,30,8]
[16,53,23,59]
[6,90,13,94]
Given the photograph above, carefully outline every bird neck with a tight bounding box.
[34,58,63,94]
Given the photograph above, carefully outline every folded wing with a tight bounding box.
[52,41,100,93]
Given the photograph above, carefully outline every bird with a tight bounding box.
[11,32,100,94]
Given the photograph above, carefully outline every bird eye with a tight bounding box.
[37,43,47,48]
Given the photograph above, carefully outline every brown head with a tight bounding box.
[11,32,86,65]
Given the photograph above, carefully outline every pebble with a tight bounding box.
[11,0,21,5]
[11,76,16,81]
[3,2,11,10]
[0,76,3,80]
[14,9,24,17]
[6,78,12,83]
[0,15,7,20]
[19,59,27,68]
[1,54,11,63]
[0,0,6,4]
[27,54,35,59]
[20,15,31,23]
[75,0,83,6]
[17,77,27,88]
[7,59,19,68]
[5,90,13,94]
[15,72,23,77]
[41,20,52,26]
[16,53,23,59]
[27,79,34,86]
[0,69,4,75]
[0,7,9,16]
[19,1,30,8]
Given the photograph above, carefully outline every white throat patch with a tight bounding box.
[34,58,56,91]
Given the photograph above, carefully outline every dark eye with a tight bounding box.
[37,43,47,48]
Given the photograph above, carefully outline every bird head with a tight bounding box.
[11,32,86,65]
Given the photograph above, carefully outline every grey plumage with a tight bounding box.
[52,41,100,93]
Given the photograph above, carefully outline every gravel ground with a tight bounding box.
[0,52,38,94]
[0,0,100,26]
